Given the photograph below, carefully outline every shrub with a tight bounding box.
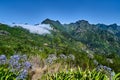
[0,54,32,80]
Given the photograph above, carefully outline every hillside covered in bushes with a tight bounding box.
[0,19,120,79]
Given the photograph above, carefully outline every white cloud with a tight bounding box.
[10,24,52,34]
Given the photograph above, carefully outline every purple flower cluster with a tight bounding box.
[67,54,75,60]
[9,55,21,72]
[96,64,115,79]
[96,64,112,72]
[45,54,57,64]
[59,54,75,60]
[24,61,32,69]
[59,54,67,59]
[0,55,6,65]
[45,54,76,64]
[16,69,28,80]
[0,54,32,80]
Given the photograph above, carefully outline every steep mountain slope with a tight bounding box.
[0,23,86,56]
[42,19,120,55]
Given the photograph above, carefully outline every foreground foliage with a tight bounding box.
[0,66,17,80]
[47,68,120,80]
[0,54,120,80]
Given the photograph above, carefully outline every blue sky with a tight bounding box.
[0,0,120,24]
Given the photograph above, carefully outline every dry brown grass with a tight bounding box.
[28,55,77,80]
[28,55,65,80]
[29,63,63,80]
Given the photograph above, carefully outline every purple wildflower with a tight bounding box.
[24,61,32,69]
[16,69,28,80]
[0,55,6,65]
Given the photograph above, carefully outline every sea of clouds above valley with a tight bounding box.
[10,24,52,34]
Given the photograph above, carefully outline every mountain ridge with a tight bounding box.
[42,19,120,55]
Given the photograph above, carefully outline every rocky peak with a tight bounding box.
[41,18,51,24]
[76,20,89,24]
[108,23,118,30]
[41,18,61,25]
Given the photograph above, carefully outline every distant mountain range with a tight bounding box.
[42,19,120,55]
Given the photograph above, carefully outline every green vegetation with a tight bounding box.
[47,67,120,80]
[0,19,120,79]
[0,66,17,80]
